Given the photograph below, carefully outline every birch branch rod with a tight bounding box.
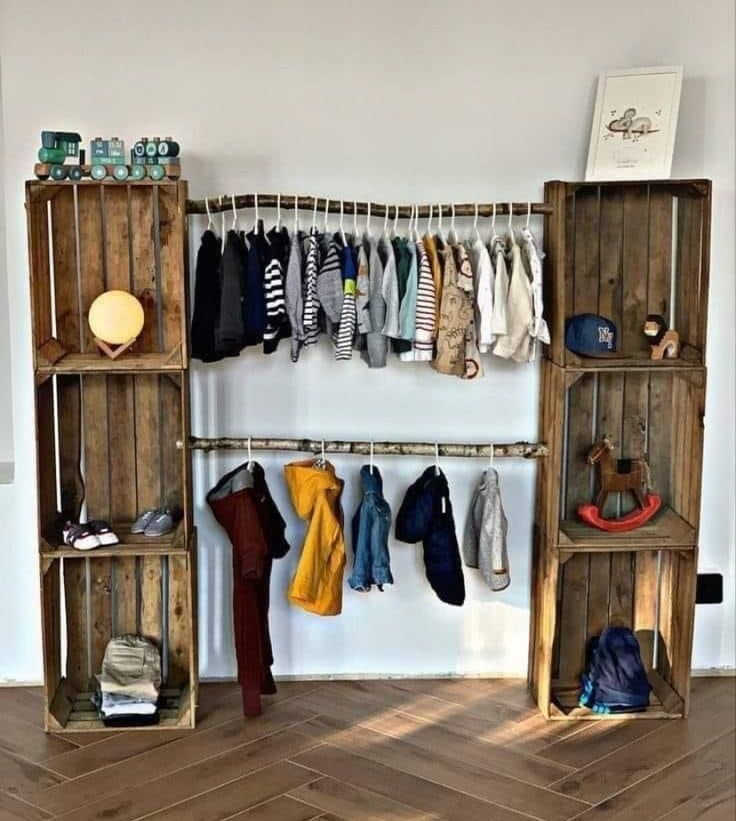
[185,437,549,459]
[186,194,553,218]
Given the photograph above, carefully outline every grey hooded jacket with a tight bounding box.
[463,469,510,591]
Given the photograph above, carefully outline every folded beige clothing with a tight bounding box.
[99,635,161,700]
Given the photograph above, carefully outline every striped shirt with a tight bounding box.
[413,239,435,361]
[263,254,286,353]
[302,228,320,349]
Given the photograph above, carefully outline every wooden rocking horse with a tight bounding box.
[577,438,661,532]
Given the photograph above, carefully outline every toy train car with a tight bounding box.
[34,132,181,181]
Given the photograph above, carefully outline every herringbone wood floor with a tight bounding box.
[0,677,733,821]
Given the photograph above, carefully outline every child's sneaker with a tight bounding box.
[131,508,158,534]
[144,509,175,537]
[88,520,119,546]
[63,522,101,551]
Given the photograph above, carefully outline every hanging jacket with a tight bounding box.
[317,236,344,342]
[432,239,468,377]
[362,235,388,368]
[207,462,290,717]
[243,226,269,347]
[493,232,533,363]
[349,465,393,592]
[453,242,483,379]
[380,235,401,339]
[262,226,291,354]
[285,230,304,362]
[336,241,357,360]
[463,468,510,591]
[215,229,247,355]
[470,237,494,353]
[302,228,321,349]
[396,467,465,606]
[413,238,436,362]
[355,242,371,336]
[191,229,224,362]
[423,233,443,332]
[285,459,346,616]
[391,237,413,356]
[519,225,550,362]
[489,236,509,339]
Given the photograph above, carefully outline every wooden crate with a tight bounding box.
[531,179,711,721]
[41,543,196,732]
[543,179,711,367]
[28,179,196,733]
[26,180,188,370]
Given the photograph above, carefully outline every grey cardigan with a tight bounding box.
[463,469,510,591]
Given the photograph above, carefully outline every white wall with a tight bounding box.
[0,0,733,683]
[0,61,14,474]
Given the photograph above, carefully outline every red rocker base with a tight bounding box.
[577,493,662,532]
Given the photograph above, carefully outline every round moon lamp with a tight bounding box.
[88,290,145,359]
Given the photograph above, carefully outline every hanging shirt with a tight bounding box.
[336,242,357,360]
[469,237,494,353]
[379,235,401,339]
[490,236,509,339]
[423,233,443,332]
[453,242,482,379]
[285,230,304,362]
[243,225,269,347]
[191,229,224,362]
[215,229,247,356]
[413,238,436,362]
[391,237,413,356]
[493,232,534,363]
[519,225,550,362]
[317,237,344,343]
[302,228,321,349]
[263,226,291,354]
[398,240,418,361]
[355,242,371,336]
[362,235,388,369]
[432,238,467,377]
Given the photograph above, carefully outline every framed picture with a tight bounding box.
[585,65,683,181]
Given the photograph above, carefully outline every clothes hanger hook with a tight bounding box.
[254,192,260,234]
[247,435,252,468]
[312,196,318,229]
[508,201,513,230]
[339,199,346,243]
[437,204,443,237]
[366,201,371,236]
[427,203,433,235]
[393,204,399,236]
[526,201,531,229]
[491,202,497,233]
[353,200,358,236]
[294,194,299,232]
[434,442,440,476]
[205,196,213,230]
[321,439,326,464]
[369,440,374,474]
[220,195,226,236]
[473,202,480,241]
[382,204,389,235]
[450,202,456,236]
[324,197,330,233]
[276,193,281,229]
[489,443,495,469]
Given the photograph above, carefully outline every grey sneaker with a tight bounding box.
[131,508,158,534]
[144,509,175,537]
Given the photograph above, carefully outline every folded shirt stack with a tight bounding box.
[95,634,162,726]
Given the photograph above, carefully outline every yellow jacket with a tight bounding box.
[284,459,345,616]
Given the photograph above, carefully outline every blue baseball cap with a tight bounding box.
[565,314,617,357]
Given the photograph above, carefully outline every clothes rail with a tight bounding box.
[185,194,553,218]
[184,436,548,458]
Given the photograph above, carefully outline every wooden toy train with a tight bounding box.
[34,131,181,181]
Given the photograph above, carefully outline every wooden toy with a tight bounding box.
[644,314,680,359]
[36,130,85,180]
[576,438,662,531]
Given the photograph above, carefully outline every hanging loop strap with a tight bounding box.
[231,194,238,231]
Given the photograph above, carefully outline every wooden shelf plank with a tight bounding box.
[563,355,704,372]
[40,521,188,559]
[558,506,696,551]
[550,679,683,720]
[36,349,184,374]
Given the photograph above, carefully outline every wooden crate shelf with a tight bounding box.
[558,506,696,551]
[530,179,711,722]
[28,179,197,733]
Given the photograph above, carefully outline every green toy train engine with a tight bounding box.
[34,131,181,181]
[37,131,86,181]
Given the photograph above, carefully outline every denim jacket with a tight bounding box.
[349,466,393,592]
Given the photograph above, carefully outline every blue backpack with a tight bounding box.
[579,627,652,714]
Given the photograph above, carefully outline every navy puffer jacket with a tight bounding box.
[396,467,465,606]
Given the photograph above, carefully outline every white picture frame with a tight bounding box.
[585,65,683,181]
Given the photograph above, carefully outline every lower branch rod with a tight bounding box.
[184,437,548,459]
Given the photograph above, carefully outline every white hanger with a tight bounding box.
[294,194,299,233]
[320,439,326,467]
[220,196,226,238]
[491,202,497,240]
[473,203,481,242]
[434,442,440,476]
[366,201,372,237]
[353,200,358,237]
[312,196,318,231]
[526,201,531,229]
[205,196,214,232]
[231,194,238,231]
[426,203,433,236]
[449,202,457,241]
[276,193,281,230]
[392,204,399,239]
[253,192,260,234]
[382,204,389,236]
[339,199,347,245]
[369,440,374,474]
[437,204,446,242]
[508,201,513,230]
[324,197,330,234]
[247,436,253,471]
[489,443,495,469]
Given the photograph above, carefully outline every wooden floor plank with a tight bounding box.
[550,680,736,803]
[226,795,324,820]
[141,761,318,821]
[297,724,588,821]
[362,709,573,786]
[0,711,77,762]
[572,730,735,820]
[656,774,736,821]
[0,749,66,796]
[29,701,318,815]
[292,744,533,821]
[0,791,51,821]
[289,775,440,820]
[52,731,319,821]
